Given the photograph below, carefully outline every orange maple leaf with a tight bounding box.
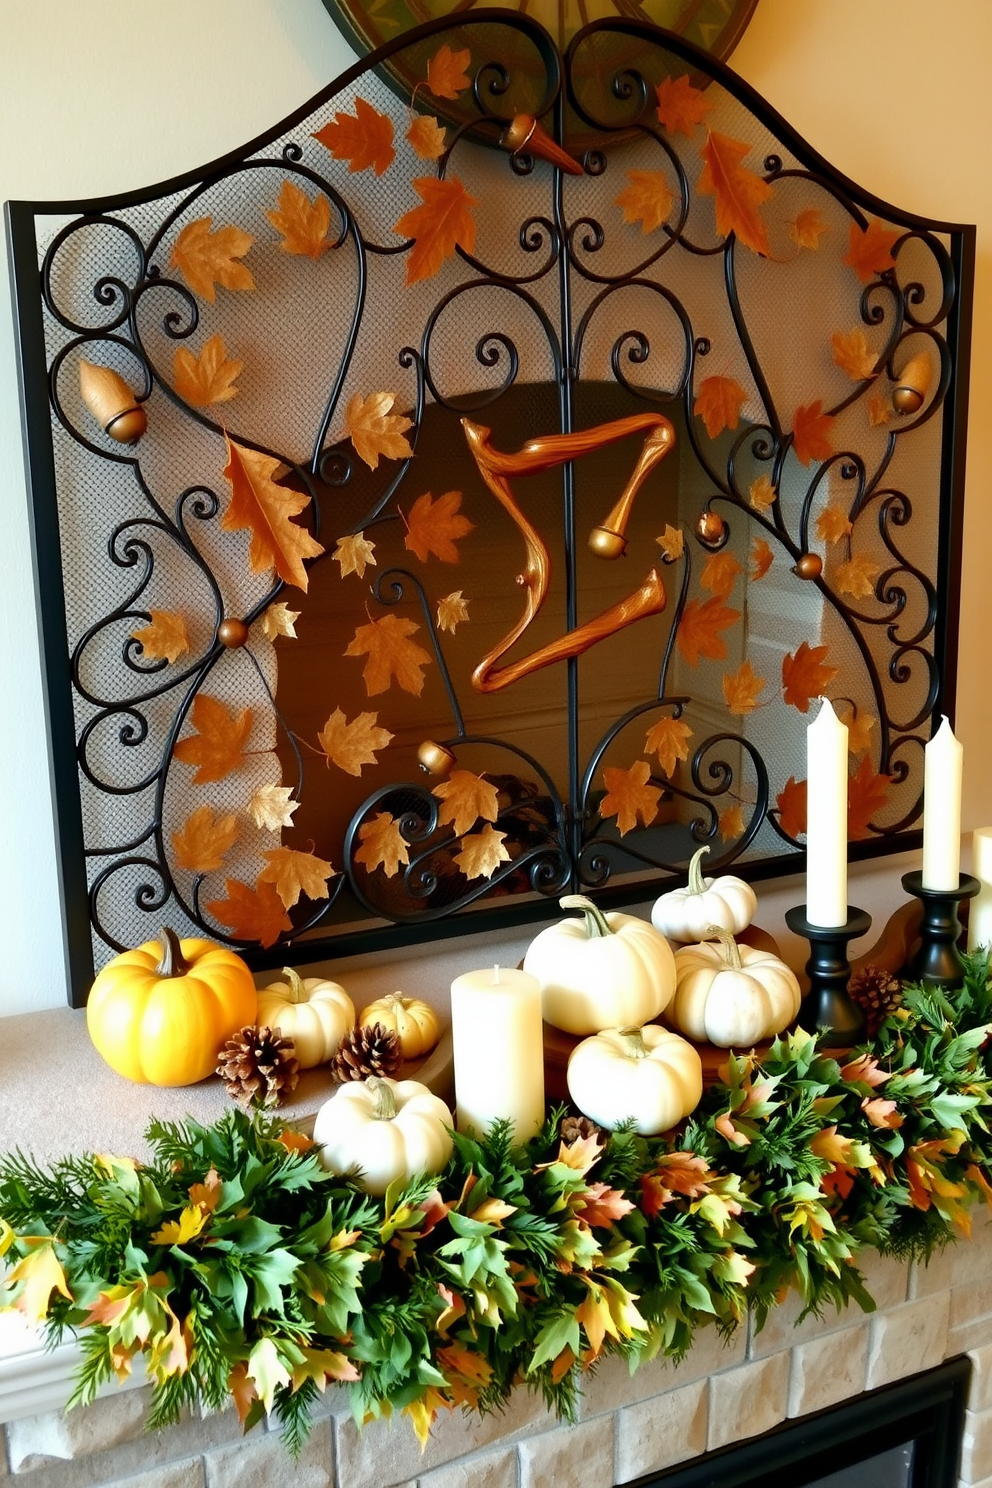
[432,769,499,837]
[173,335,242,408]
[831,328,877,382]
[426,44,472,99]
[781,641,838,713]
[249,784,298,832]
[776,776,807,839]
[455,826,510,880]
[697,131,773,256]
[644,716,693,778]
[173,694,253,784]
[205,878,292,947]
[867,391,893,427]
[789,208,828,251]
[172,804,239,873]
[792,401,836,466]
[836,553,881,599]
[403,490,474,563]
[260,602,299,641]
[169,217,254,303]
[345,391,414,471]
[655,74,713,136]
[848,755,891,840]
[355,812,410,876]
[600,760,660,835]
[839,706,875,758]
[318,707,393,775]
[407,115,446,161]
[265,179,332,259]
[719,804,746,841]
[676,596,741,666]
[701,550,743,601]
[656,525,684,562]
[437,590,469,633]
[132,609,189,664]
[258,847,334,909]
[313,97,395,176]
[750,537,773,581]
[748,474,777,512]
[222,437,324,591]
[395,175,479,286]
[345,613,432,696]
[844,218,899,284]
[723,659,766,716]
[815,504,852,544]
[694,376,748,439]
[615,171,675,234]
[333,532,377,578]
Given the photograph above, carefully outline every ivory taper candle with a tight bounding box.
[450,965,545,1141]
[922,716,963,891]
[968,828,992,953]
[806,698,849,928]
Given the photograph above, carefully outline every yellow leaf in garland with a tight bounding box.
[576,1283,612,1359]
[750,537,773,581]
[132,609,189,664]
[406,115,446,161]
[815,504,852,544]
[221,437,324,591]
[404,490,474,563]
[701,549,743,600]
[345,613,432,696]
[789,207,828,251]
[839,705,875,758]
[722,659,766,716]
[426,43,471,99]
[265,179,332,259]
[394,175,479,286]
[206,877,293,947]
[356,811,410,876]
[249,783,299,832]
[169,217,254,303]
[694,376,748,439]
[318,706,393,775]
[615,171,675,234]
[260,601,300,641]
[437,590,469,633]
[644,716,693,778]
[719,803,746,841]
[258,847,335,909]
[404,1389,447,1449]
[333,531,377,578]
[655,74,713,136]
[188,1167,222,1211]
[172,804,239,873]
[173,334,242,408]
[150,1204,208,1246]
[291,1347,360,1393]
[748,475,777,513]
[455,825,510,880]
[867,390,893,427]
[4,1244,71,1324]
[676,597,741,666]
[697,131,773,257]
[781,641,838,713]
[844,217,899,284]
[601,760,660,835]
[146,1302,188,1379]
[656,524,684,562]
[776,775,807,839]
[312,97,395,176]
[792,401,836,466]
[247,1337,292,1414]
[433,769,499,836]
[836,552,881,599]
[173,694,253,785]
[831,328,877,382]
[345,391,414,471]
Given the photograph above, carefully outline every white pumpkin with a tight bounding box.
[566,1024,703,1134]
[256,968,355,1069]
[668,930,801,1048]
[651,846,757,944]
[313,1077,454,1195]
[358,993,441,1059]
[523,895,677,1035]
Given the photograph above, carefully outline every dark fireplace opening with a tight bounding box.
[627,1357,970,1488]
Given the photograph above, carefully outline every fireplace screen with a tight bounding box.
[6,14,973,1002]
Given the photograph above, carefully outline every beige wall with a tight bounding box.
[1,0,989,1013]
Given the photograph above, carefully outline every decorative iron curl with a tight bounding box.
[49,334,152,465]
[421,280,562,410]
[78,707,163,796]
[89,855,174,955]
[41,214,148,335]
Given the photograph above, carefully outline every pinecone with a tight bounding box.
[216,1025,300,1108]
[329,1022,402,1083]
[848,964,903,1038]
[561,1114,604,1148]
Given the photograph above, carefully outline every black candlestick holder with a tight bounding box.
[901,871,980,988]
[786,905,872,1045]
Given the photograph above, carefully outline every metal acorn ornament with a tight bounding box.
[892,351,932,415]
[79,360,147,444]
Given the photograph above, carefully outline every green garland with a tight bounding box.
[4,951,992,1455]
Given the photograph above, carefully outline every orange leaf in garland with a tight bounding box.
[776,775,807,839]
[601,760,660,835]
[221,437,324,591]
[839,705,875,758]
[792,401,836,466]
[249,784,298,832]
[848,755,891,840]
[174,694,253,785]
[815,504,852,544]
[169,217,254,303]
[394,175,479,286]
[781,641,838,713]
[426,44,472,99]
[748,475,777,513]
[694,376,748,439]
[868,391,893,427]
[719,803,746,841]
[676,596,741,666]
[172,804,239,873]
[844,217,899,284]
[722,659,766,716]
[407,115,446,162]
[701,550,743,601]
[132,609,189,664]
[173,335,242,408]
[831,328,877,382]
[750,537,773,581]
[455,825,510,881]
[403,489,474,563]
[318,707,393,775]
[615,171,675,234]
[432,769,499,837]
[333,532,376,579]
[345,391,414,471]
[345,613,432,696]
[313,97,395,176]
[261,602,300,641]
[437,590,469,633]
[258,846,335,909]
[789,207,828,251]
[836,553,881,599]
[206,878,292,947]
[655,74,713,136]
[265,179,332,259]
[697,131,773,257]
[356,811,410,876]
[656,525,684,562]
[644,716,693,778]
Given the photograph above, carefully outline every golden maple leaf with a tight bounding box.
[222,437,324,591]
[173,335,242,408]
[719,804,746,841]
[722,659,766,716]
[169,217,254,303]
[839,706,875,757]
[776,775,807,839]
[848,755,892,840]
[345,613,432,696]
[426,44,471,99]
[172,804,239,873]
[455,825,510,880]
[249,784,299,832]
[356,812,410,875]
[615,171,675,234]
[655,74,713,136]
[815,504,852,544]
[748,475,777,512]
[644,716,693,778]
[206,878,292,947]
[750,537,773,581]
[4,1244,72,1325]
[697,131,773,257]
[407,115,446,161]
[789,208,828,251]
[792,401,836,466]
[694,376,748,439]
[700,550,743,601]
[836,553,881,599]
[844,218,899,284]
[781,641,839,713]
[600,760,660,836]
[265,179,332,259]
[404,490,474,563]
[437,590,469,633]
[676,597,741,666]
[656,525,684,562]
[260,602,300,641]
[831,328,877,382]
[345,391,414,471]
[173,694,253,784]
[318,707,393,775]
[132,609,189,664]
[312,97,395,176]
[333,532,377,577]
[394,175,479,286]
[432,769,499,837]
[258,847,335,909]
[867,391,893,427]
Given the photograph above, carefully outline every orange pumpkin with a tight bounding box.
[86,928,258,1086]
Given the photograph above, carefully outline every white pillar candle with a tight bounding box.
[450,966,545,1142]
[922,716,963,892]
[806,698,849,928]
[968,828,992,953]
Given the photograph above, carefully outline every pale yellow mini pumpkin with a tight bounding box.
[256,967,355,1069]
[668,929,801,1048]
[651,845,757,944]
[358,993,441,1059]
[566,1024,703,1134]
[313,1076,454,1194]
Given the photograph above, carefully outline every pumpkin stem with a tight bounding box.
[618,1026,649,1059]
[281,967,307,1003]
[155,927,189,979]
[559,894,613,939]
[367,1076,397,1121]
[704,926,743,971]
[687,845,711,896]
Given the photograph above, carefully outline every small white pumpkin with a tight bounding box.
[256,967,355,1069]
[358,993,441,1059]
[566,1024,703,1134]
[523,895,677,1035]
[651,846,757,944]
[668,929,801,1048]
[313,1076,453,1195]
